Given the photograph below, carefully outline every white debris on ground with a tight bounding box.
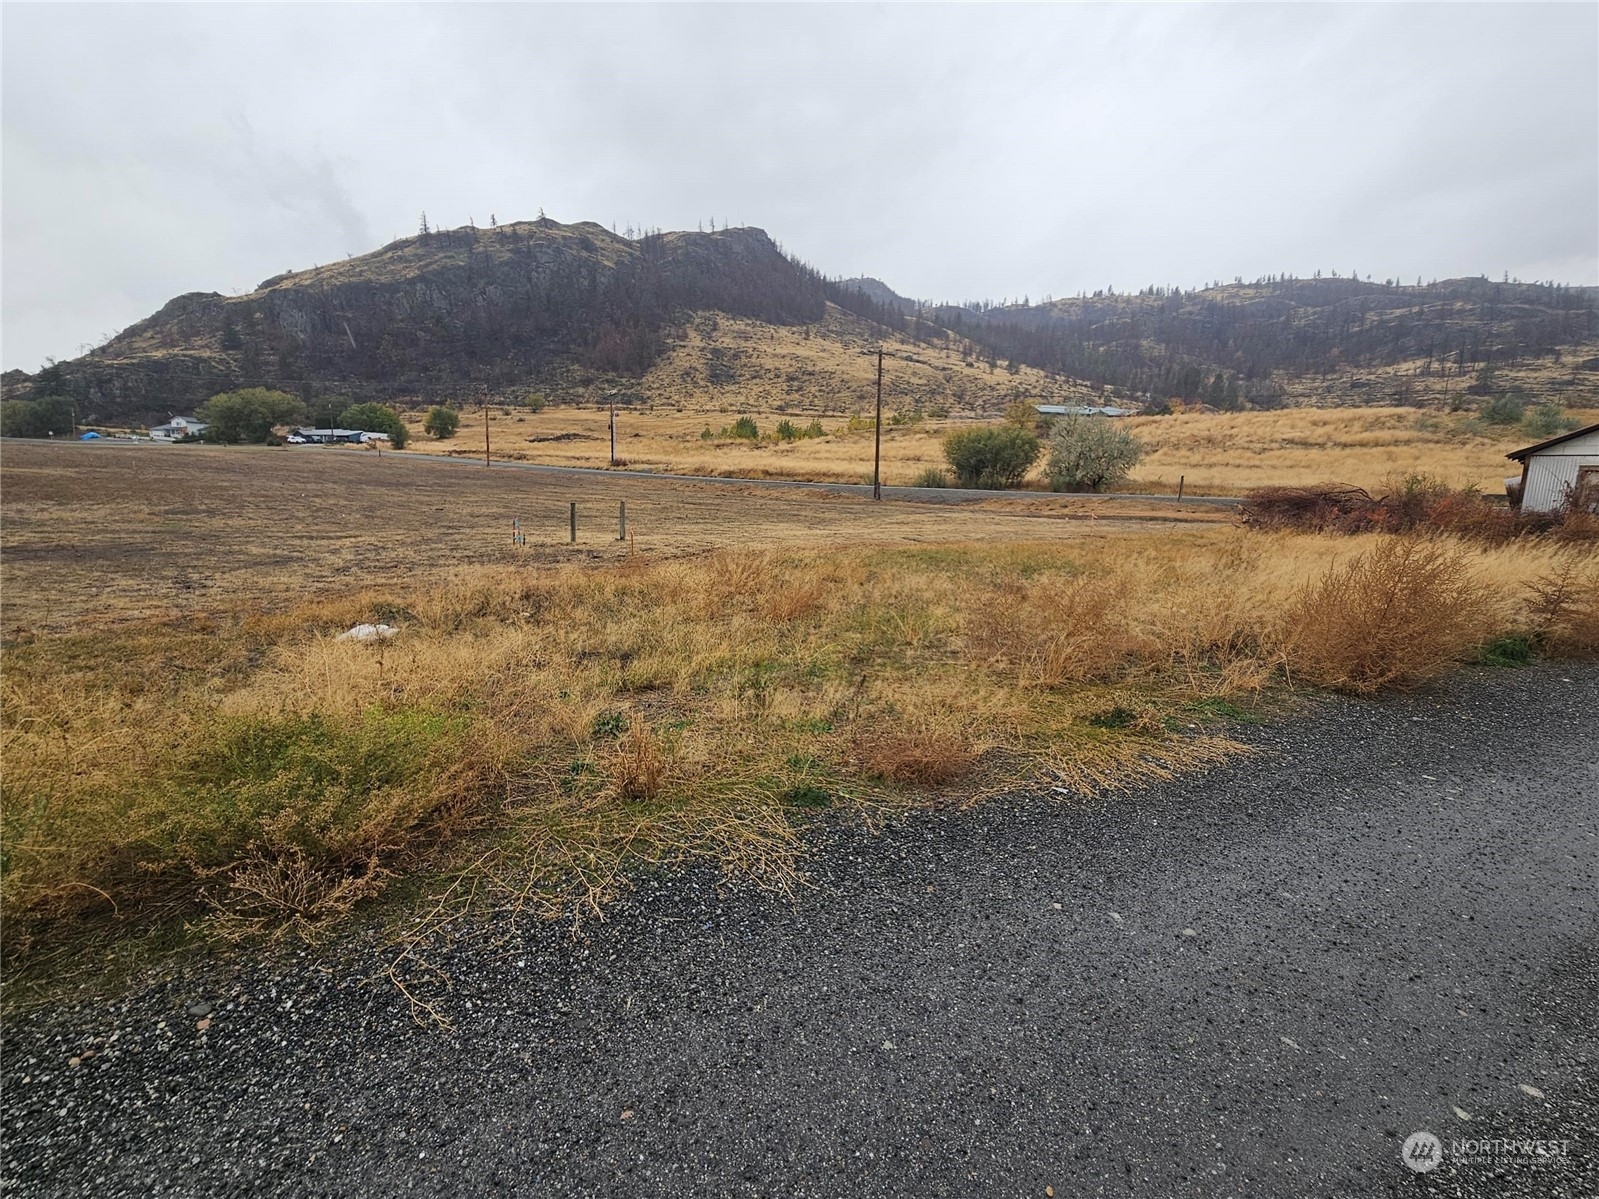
[335,623,400,642]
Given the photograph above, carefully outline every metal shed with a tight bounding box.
[1506,422,1599,514]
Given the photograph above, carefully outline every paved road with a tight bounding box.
[4,664,1596,1197]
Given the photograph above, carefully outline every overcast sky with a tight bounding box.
[3,2,1596,372]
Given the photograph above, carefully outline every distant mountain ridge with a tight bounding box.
[827,273,1599,409]
[7,217,1597,421]
[835,277,919,313]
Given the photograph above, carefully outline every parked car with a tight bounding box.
[286,434,307,444]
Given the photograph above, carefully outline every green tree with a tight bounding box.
[1,396,75,438]
[1520,402,1577,439]
[1045,414,1144,492]
[422,406,460,440]
[1003,400,1036,428]
[942,425,1042,489]
[197,388,305,444]
[339,402,408,448]
[1478,392,1526,426]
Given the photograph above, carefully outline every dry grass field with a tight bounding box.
[1124,406,1599,495]
[0,442,1223,634]
[4,438,1596,1007]
[402,400,1599,497]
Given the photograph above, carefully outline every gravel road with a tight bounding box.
[4,664,1596,1198]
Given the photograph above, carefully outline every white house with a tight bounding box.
[292,427,366,444]
[149,416,207,441]
[1506,422,1599,514]
[1034,404,1137,418]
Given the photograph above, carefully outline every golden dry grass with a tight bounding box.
[402,398,1599,497]
[402,398,967,485]
[1124,406,1599,496]
[7,526,1596,977]
[396,305,1093,485]
[0,440,1225,634]
[5,438,1597,1009]
[642,307,1089,415]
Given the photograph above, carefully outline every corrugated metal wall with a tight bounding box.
[1521,428,1599,513]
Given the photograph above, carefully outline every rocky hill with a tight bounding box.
[8,218,1598,423]
[9,220,825,422]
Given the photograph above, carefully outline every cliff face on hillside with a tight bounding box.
[10,217,1598,423]
[11,220,826,421]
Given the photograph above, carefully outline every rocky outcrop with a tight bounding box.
[10,220,826,421]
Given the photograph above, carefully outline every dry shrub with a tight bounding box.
[611,722,668,802]
[1278,538,1495,693]
[1243,475,1598,546]
[1525,556,1599,658]
[859,728,975,785]
[967,574,1149,685]
[1548,509,1599,546]
[1371,473,1459,531]
[1239,483,1377,532]
[1425,493,1521,543]
[205,847,390,942]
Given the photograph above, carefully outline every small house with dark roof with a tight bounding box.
[149,416,207,441]
[1506,422,1599,514]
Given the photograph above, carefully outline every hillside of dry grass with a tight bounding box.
[640,307,1094,416]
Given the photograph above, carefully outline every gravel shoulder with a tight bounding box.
[4,664,1597,1198]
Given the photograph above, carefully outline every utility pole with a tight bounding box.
[872,347,884,501]
[609,393,617,467]
[482,388,491,467]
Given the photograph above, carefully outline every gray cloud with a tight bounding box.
[3,2,1594,370]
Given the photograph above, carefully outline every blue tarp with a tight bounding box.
[79,431,102,439]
